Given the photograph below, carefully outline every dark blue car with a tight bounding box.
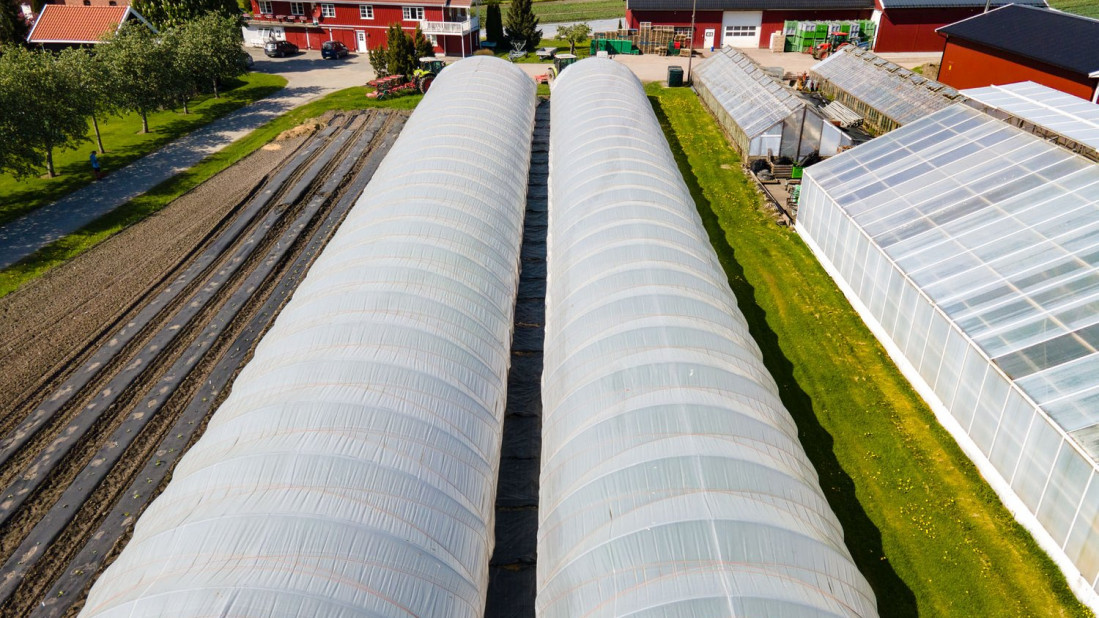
[322,40,349,60]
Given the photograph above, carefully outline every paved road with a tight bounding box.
[0,50,373,270]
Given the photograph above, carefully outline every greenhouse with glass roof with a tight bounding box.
[695,47,853,161]
[78,57,537,618]
[538,57,879,618]
[797,100,1099,604]
[810,46,964,135]
[963,81,1099,160]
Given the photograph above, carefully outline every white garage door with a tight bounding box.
[722,11,762,48]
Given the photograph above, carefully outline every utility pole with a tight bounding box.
[686,0,697,84]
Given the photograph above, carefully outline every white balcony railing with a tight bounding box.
[420,16,478,35]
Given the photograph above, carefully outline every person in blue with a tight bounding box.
[90,151,102,181]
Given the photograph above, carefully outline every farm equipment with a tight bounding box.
[366,74,418,99]
[810,31,869,59]
[413,57,447,93]
[546,54,578,80]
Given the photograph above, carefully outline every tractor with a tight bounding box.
[413,57,447,93]
[545,54,578,82]
[810,32,869,59]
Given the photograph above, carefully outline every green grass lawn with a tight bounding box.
[0,73,287,228]
[646,82,1093,617]
[0,86,420,299]
[478,0,625,26]
[490,37,593,63]
[1049,0,1099,18]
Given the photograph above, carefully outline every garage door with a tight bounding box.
[721,11,762,48]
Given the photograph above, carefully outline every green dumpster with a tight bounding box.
[667,65,684,87]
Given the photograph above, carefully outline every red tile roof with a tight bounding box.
[27,5,138,44]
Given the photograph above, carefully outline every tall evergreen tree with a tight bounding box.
[411,25,433,61]
[504,0,540,54]
[484,1,503,46]
[0,0,28,46]
[132,0,238,29]
[384,23,415,76]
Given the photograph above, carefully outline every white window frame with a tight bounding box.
[289,1,305,15]
[320,3,335,17]
[724,24,756,38]
[257,0,272,13]
[402,6,424,20]
[359,4,373,19]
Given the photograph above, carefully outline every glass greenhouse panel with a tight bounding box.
[540,58,878,618]
[963,82,1099,150]
[695,47,804,140]
[811,48,959,127]
[79,57,537,618]
[797,101,1099,597]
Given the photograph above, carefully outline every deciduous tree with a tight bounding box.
[98,22,172,133]
[58,47,115,153]
[132,0,238,29]
[0,46,88,177]
[555,23,589,55]
[176,13,246,100]
[0,0,28,46]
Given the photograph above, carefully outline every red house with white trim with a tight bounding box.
[242,0,479,56]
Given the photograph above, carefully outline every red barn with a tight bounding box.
[624,0,874,50]
[937,5,1099,103]
[870,0,1046,53]
[242,0,479,56]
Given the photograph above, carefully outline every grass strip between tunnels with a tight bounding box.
[645,82,1093,618]
[0,87,421,299]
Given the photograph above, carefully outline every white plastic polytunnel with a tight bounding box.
[79,56,536,618]
[538,57,878,618]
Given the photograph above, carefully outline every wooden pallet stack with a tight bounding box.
[593,25,686,55]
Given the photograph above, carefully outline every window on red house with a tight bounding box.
[402,6,424,20]
[359,5,373,18]
[289,2,304,15]
[321,3,335,17]
[257,0,272,13]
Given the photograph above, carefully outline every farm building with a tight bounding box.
[937,5,1099,103]
[622,0,1044,51]
[810,46,964,135]
[540,57,878,617]
[79,57,535,617]
[695,47,854,161]
[796,100,1099,605]
[241,0,479,55]
[869,0,1046,53]
[26,5,154,50]
[624,0,874,50]
[962,81,1099,159]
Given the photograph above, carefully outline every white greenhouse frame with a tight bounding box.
[79,57,536,618]
[538,58,879,618]
[798,102,1099,609]
[963,81,1099,153]
[695,47,852,160]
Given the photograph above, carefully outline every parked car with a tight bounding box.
[321,40,349,60]
[264,40,299,58]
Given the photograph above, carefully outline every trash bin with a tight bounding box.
[668,65,684,87]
